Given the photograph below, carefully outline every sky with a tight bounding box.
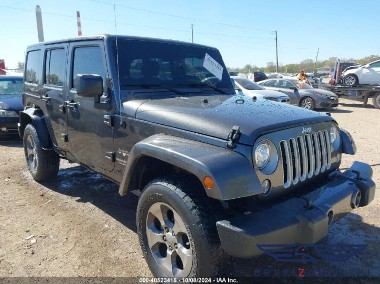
[1,0,379,70]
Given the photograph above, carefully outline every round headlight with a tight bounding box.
[330,125,339,143]
[255,141,271,169]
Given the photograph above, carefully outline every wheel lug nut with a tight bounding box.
[163,236,166,241]
[174,244,178,249]
[172,231,175,236]
[165,227,169,232]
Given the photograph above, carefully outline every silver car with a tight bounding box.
[231,76,290,103]
[257,78,339,110]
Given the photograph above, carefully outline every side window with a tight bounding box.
[282,81,292,88]
[369,61,380,68]
[263,80,275,87]
[45,49,65,86]
[72,46,105,89]
[25,50,42,84]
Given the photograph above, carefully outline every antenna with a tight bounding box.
[113,4,122,116]
[35,5,44,42]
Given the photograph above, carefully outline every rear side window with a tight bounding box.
[25,50,42,84]
[45,48,65,86]
[72,46,105,89]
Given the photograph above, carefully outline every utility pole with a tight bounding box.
[76,11,82,36]
[275,30,278,73]
[35,5,44,42]
[191,24,194,43]
[315,47,319,75]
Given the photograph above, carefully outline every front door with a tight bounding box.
[66,42,114,172]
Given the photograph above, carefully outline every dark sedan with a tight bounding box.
[0,75,23,137]
[257,78,339,110]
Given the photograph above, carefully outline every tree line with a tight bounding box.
[229,55,380,75]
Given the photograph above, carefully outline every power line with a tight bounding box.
[0,4,190,33]
[90,0,274,33]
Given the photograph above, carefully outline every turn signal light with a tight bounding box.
[203,176,215,189]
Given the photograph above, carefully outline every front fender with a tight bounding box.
[119,134,262,200]
[340,128,356,155]
[19,107,52,150]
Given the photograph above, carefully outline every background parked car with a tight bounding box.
[231,76,290,103]
[248,71,268,82]
[330,59,358,85]
[342,60,380,86]
[257,78,339,110]
[0,75,23,137]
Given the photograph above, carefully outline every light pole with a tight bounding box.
[275,30,278,73]
[191,24,194,43]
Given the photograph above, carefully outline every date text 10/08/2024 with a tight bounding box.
[138,277,238,283]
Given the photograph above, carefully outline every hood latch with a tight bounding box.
[227,126,241,149]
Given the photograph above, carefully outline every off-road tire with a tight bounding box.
[136,175,229,277]
[23,124,60,181]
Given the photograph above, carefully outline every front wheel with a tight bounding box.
[136,176,227,277]
[300,96,315,110]
[343,74,358,86]
[23,124,60,181]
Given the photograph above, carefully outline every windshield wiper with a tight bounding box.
[122,84,186,95]
[178,83,228,95]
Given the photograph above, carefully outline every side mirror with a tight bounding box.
[76,74,103,97]
[76,74,111,110]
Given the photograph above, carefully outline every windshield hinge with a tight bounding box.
[227,126,241,149]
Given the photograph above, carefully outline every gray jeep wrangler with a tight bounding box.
[19,35,376,278]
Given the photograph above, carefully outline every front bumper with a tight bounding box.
[216,161,376,258]
[0,116,19,134]
[316,97,339,108]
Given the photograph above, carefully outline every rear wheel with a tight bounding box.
[343,74,358,86]
[373,92,380,109]
[23,124,60,181]
[136,175,228,277]
[300,96,315,110]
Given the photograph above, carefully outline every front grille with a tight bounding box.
[280,130,331,188]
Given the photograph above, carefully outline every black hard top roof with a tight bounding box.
[26,34,217,50]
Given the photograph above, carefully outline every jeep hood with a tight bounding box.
[123,94,334,145]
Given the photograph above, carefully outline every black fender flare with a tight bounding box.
[19,107,53,150]
[340,128,356,155]
[118,134,262,200]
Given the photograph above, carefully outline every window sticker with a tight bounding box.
[203,53,223,81]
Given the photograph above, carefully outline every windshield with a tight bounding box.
[0,77,23,98]
[289,79,313,89]
[235,78,264,90]
[113,38,234,94]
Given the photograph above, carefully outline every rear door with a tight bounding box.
[66,41,114,172]
[40,45,68,150]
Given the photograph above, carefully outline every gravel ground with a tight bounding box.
[0,97,379,282]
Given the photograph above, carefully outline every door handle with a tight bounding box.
[103,114,113,126]
[64,100,78,109]
[41,95,50,102]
